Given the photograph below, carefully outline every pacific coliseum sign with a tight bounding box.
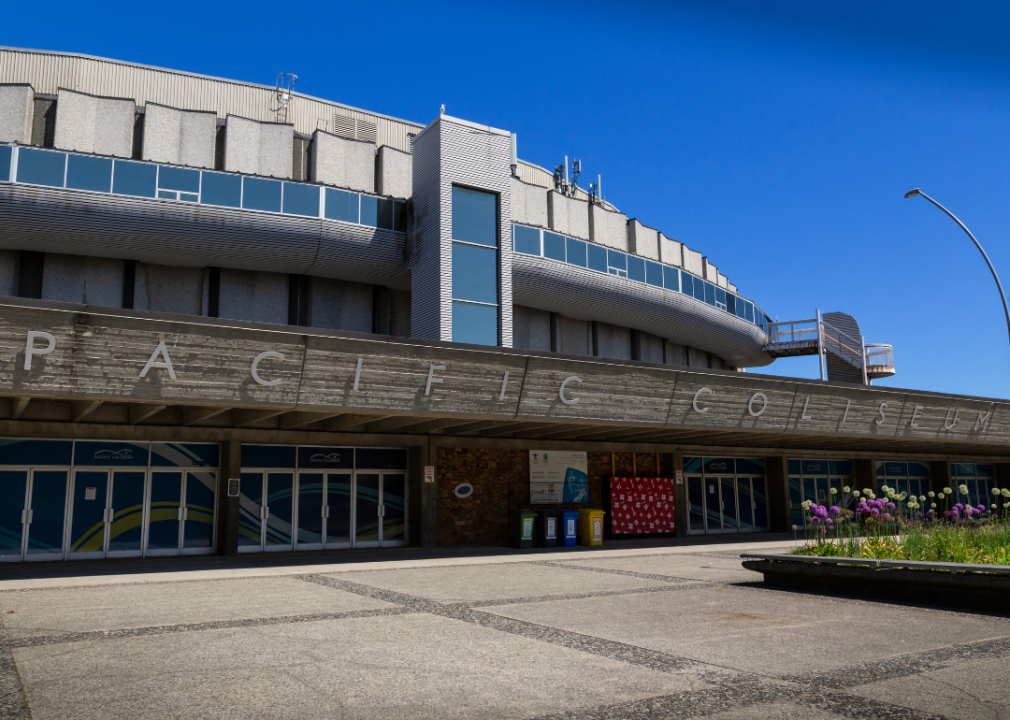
[1,302,1007,445]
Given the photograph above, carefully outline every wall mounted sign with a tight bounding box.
[530,450,588,504]
[227,478,240,497]
[424,466,435,483]
[454,482,474,499]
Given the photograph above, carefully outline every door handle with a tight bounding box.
[183,507,188,521]
[21,509,26,525]
[178,507,184,521]
[264,507,270,520]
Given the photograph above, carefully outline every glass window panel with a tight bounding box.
[200,171,241,208]
[753,477,769,528]
[452,242,498,304]
[325,187,358,223]
[884,462,906,477]
[238,472,263,547]
[744,302,754,322]
[180,193,198,202]
[297,446,354,469]
[0,439,72,466]
[376,197,395,229]
[382,473,406,542]
[241,444,297,468]
[692,276,705,301]
[908,462,930,477]
[242,177,281,212]
[703,458,734,474]
[716,287,727,310]
[566,237,587,267]
[646,261,663,287]
[688,476,705,531]
[451,185,497,247]
[108,471,145,553]
[789,476,803,528]
[587,243,608,273]
[512,225,541,255]
[788,459,801,474]
[326,473,352,544]
[608,249,627,272]
[736,458,766,474]
[627,256,645,282]
[394,200,408,232]
[951,463,974,478]
[69,470,108,554]
[543,231,566,261]
[0,471,27,559]
[151,443,220,468]
[704,282,716,306]
[17,147,66,187]
[66,154,112,192]
[360,194,378,226]
[25,470,68,556]
[297,473,324,545]
[663,265,679,291]
[112,160,156,198]
[281,182,319,217]
[452,301,498,346]
[147,471,182,551]
[727,294,736,315]
[736,298,747,319]
[0,145,11,182]
[976,464,995,478]
[355,473,380,543]
[158,190,176,200]
[830,460,854,477]
[801,459,828,475]
[683,457,703,473]
[183,471,216,548]
[158,166,200,193]
[355,449,408,470]
[264,472,293,546]
[73,441,150,466]
[681,270,692,296]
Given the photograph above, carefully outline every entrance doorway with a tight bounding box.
[0,468,70,562]
[685,457,769,535]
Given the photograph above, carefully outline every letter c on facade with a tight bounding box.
[693,388,713,414]
[747,392,767,417]
[251,351,284,387]
[559,376,582,405]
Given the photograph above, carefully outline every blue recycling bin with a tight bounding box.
[559,510,580,547]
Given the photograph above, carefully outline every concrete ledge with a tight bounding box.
[742,553,1010,614]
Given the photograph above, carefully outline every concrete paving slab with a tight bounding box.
[701,702,845,719]
[335,562,669,604]
[0,576,392,639]
[14,612,704,720]
[486,584,1010,677]
[847,655,1010,720]
[558,552,758,584]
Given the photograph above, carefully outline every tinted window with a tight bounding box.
[646,261,663,287]
[201,171,241,208]
[543,231,566,261]
[704,282,716,306]
[716,287,727,309]
[66,154,112,193]
[726,294,736,315]
[242,177,281,212]
[452,186,497,247]
[692,276,705,301]
[355,448,408,470]
[744,301,754,322]
[241,444,297,468]
[627,256,645,282]
[376,197,395,229]
[151,442,220,468]
[17,147,65,187]
[298,446,354,469]
[73,441,150,466]
[452,301,498,345]
[566,237,587,267]
[113,160,157,198]
[608,249,627,272]
[0,145,10,182]
[0,439,73,466]
[325,188,358,223]
[681,270,693,296]
[587,243,608,273]
[452,243,498,304]
[663,265,679,291]
[513,225,541,255]
[360,194,378,226]
[394,200,408,232]
[282,182,319,217]
[158,166,200,193]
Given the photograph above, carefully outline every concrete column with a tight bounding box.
[216,439,242,556]
[930,460,952,496]
[764,455,789,532]
[670,451,688,538]
[411,440,437,549]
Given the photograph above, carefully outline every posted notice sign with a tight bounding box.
[530,450,588,504]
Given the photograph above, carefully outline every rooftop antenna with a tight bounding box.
[510,133,518,176]
[570,159,581,195]
[273,72,298,123]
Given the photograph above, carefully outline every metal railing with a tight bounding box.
[864,344,895,377]
[765,319,820,347]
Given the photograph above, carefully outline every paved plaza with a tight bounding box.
[1,540,1009,719]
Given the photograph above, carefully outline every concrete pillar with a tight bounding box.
[411,440,437,549]
[217,439,242,556]
[671,451,688,539]
[765,455,789,532]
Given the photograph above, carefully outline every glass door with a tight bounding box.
[752,478,769,530]
[737,478,754,532]
[147,471,183,556]
[264,472,294,551]
[296,472,325,550]
[704,478,721,533]
[381,473,406,546]
[687,476,705,534]
[720,477,738,532]
[107,471,146,558]
[354,472,381,547]
[238,472,265,552]
[69,470,110,558]
[0,470,28,561]
[25,470,69,561]
[182,471,217,554]
[326,472,352,548]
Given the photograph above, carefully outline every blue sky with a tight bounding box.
[7,0,1010,398]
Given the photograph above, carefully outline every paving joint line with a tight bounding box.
[456,583,707,609]
[530,560,715,584]
[0,618,30,719]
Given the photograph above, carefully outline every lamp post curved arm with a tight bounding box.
[905,188,1010,352]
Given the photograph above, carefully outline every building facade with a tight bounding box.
[0,47,1007,562]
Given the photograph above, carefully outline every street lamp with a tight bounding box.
[905,188,1010,351]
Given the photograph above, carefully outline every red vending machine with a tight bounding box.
[609,477,675,535]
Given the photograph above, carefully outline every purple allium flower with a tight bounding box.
[883,513,891,520]
[955,503,964,510]
[825,518,834,525]
[829,506,841,516]
[811,517,821,524]
[886,502,896,510]
[871,508,880,516]
[977,505,985,513]
[815,506,828,519]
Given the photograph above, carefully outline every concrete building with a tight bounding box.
[0,47,1006,562]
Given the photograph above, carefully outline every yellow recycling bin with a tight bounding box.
[577,509,606,546]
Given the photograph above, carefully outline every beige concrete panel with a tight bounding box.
[717,272,728,289]
[54,88,134,158]
[683,246,703,276]
[308,277,372,333]
[892,392,995,443]
[559,316,591,356]
[589,203,628,250]
[512,305,550,352]
[668,373,796,431]
[983,402,1010,445]
[658,233,681,266]
[376,145,412,199]
[0,305,306,406]
[0,249,17,296]
[594,321,631,361]
[547,191,589,240]
[311,129,373,192]
[219,269,288,325]
[258,121,293,180]
[688,346,709,368]
[703,258,718,281]
[634,331,665,364]
[665,341,686,366]
[627,219,659,260]
[136,263,205,316]
[728,282,738,293]
[223,115,259,175]
[783,384,906,437]
[515,356,674,425]
[142,103,215,169]
[41,253,123,308]
[295,337,528,417]
[510,177,547,228]
[0,84,33,144]
[388,288,411,338]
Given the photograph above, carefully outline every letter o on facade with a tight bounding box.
[747,392,768,417]
[251,351,284,387]
[559,376,583,405]
[693,388,713,414]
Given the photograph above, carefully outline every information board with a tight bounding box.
[529,450,588,504]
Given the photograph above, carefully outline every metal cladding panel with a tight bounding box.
[0,184,404,284]
[0,49,424,153]
[410,119,443,340]
[439,119,513,347]
[511,253,771,368]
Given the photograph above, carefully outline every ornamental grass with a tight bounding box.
[792,483,1010,565]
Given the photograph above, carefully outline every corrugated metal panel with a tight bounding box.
[409,118,442,340]
[511,253,771,368]
[0,48,425,153]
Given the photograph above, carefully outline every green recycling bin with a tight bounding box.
[511,510,537,549]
